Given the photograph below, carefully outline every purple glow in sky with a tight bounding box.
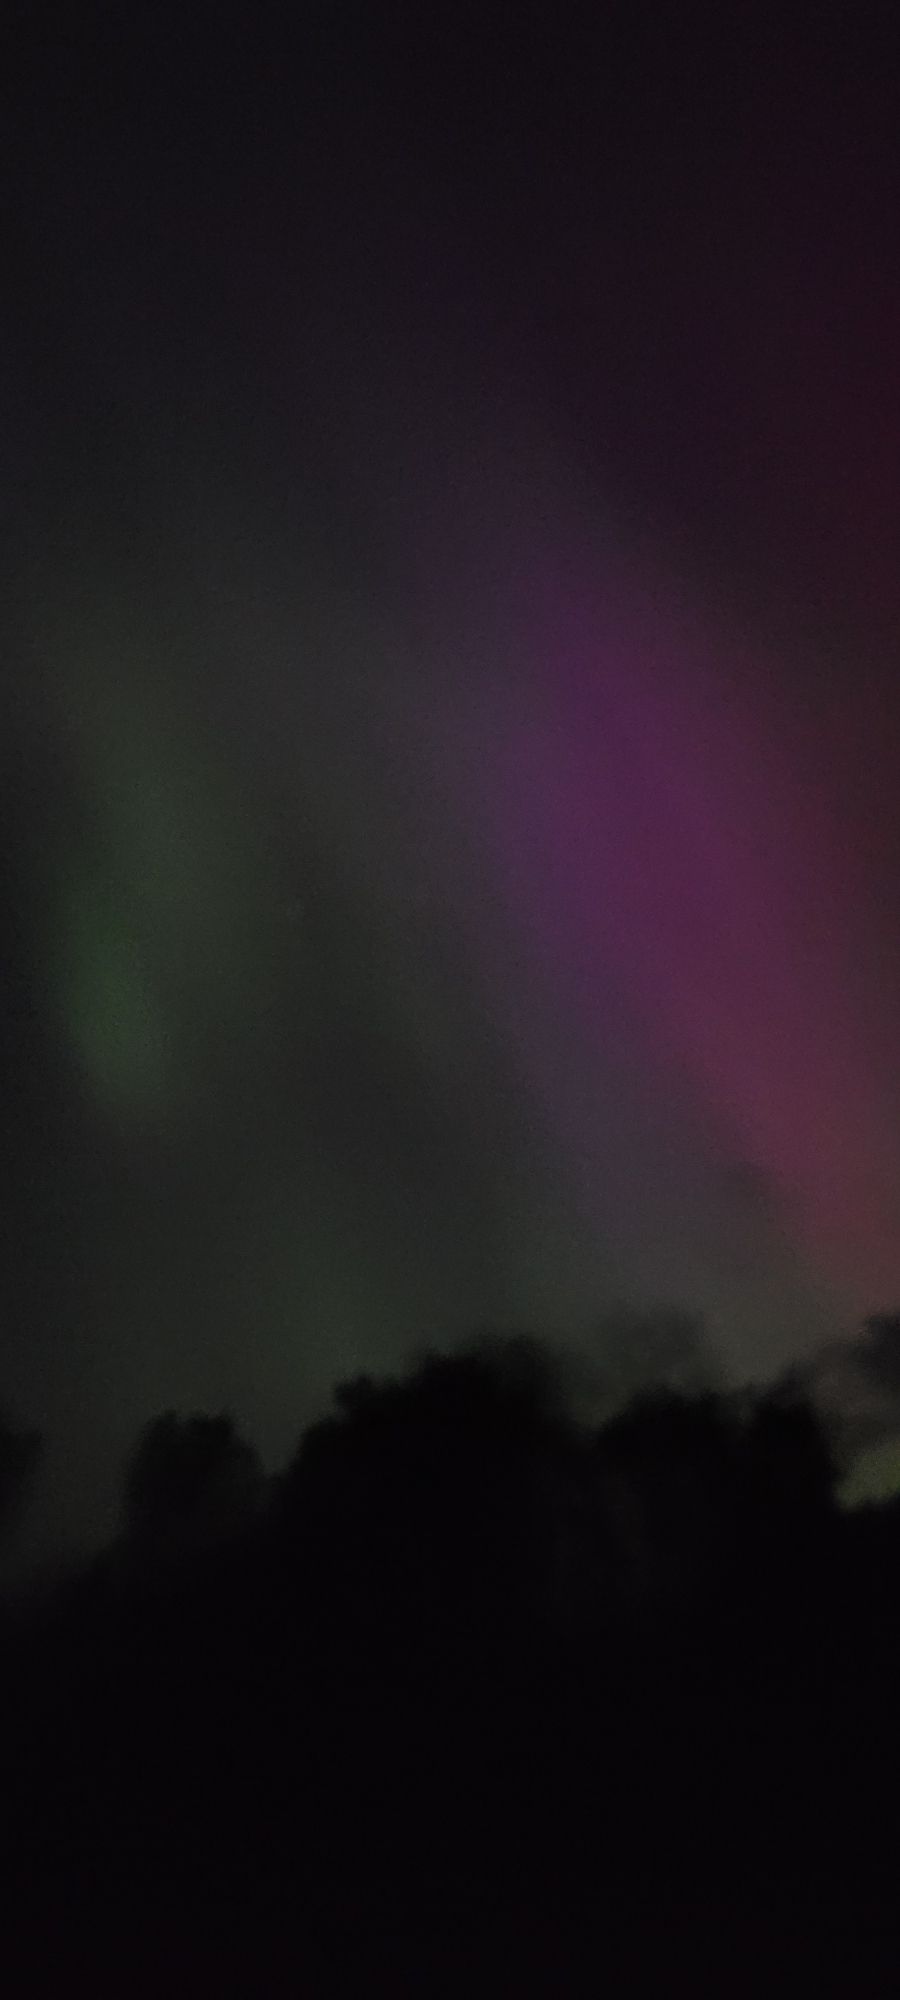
[369,459,900,1375]
[484,549,900,1345]
[7,2,900,1564]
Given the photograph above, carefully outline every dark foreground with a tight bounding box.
[2,1363,899,1993]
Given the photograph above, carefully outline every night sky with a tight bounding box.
[4,7,900,1564]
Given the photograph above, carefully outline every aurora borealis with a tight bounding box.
[4,7,900,1563]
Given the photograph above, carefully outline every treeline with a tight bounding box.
[1,1335,899,1993]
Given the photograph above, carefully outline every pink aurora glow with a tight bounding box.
[473,545,900,1332]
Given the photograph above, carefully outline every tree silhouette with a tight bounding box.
[122,1411,264,1558]
[587,1390,747,1613]
[281,1338,572,1636]
[593,1306,720,1415]
[741,1378,836,1522]
[0,1325,895,1986]
[861,1315,900,1395]
[0,1407,40,1543]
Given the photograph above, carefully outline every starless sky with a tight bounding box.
[3,5,900,1562]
